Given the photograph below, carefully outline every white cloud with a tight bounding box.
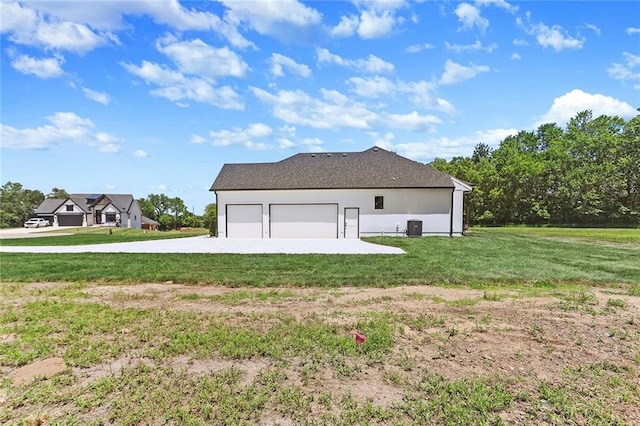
[510,52,522,60]
[348,76,396,98]
[279,125,296,137]
[439,60,489,85]
[134,149,148,158]
[384,111,441,131]
[316,48,394,73]
[0,112,119,152]
[278,138,296,149]
[392,128,518,161]
[583,23,601,36]
[122,35,249,109]
[512,38,529,46]
[454,3,488,32]
[626,27,640,35]
[445,40,497,53]
[153,184,168,191]
[156,36,249,79]
[518,17,584,52]
[405,43,435,53]
[331,15,359,37]
[121,60,244,110]
[1,2,117,54]
[358,9,397,39]
[367,131,395,151]
[246,123,273,138]
[209,122,273,149]
[533,23,584,51]
[476,0,518,13]
[135,0,251,47]
[251,86,378,130]
[1,0,255,52]
[93,132,120,153]
[190,134,207,144]
[218,0,322,42]
[301,137,324,149]
[82,87,110,105]
[607,52,640,86]
[346,77,455,114]
[332,1,408,39]
[270,53,311,78]
[535,89,638,127]
[10,54,64,78]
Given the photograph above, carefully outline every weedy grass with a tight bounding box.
[1,281,638,425]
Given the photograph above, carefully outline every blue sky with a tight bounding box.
[1,0,639,214]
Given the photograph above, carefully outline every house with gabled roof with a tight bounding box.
[35,194,142,228]
[210,146,472,239]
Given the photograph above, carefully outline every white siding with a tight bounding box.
[216,188,457,238]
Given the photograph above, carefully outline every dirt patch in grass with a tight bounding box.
[11,357,66,385]
[76,283,640,385]
[3,282,639,424]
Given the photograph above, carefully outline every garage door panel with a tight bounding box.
[270,204,337,238]
[227,204,262,238]
[57,214,83,226]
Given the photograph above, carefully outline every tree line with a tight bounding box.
[0,185,69,228]
[137,193,216,231]
[430,110,640,226]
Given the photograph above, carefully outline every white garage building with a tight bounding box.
[210,146,472,239]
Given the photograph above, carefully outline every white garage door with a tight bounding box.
[226,204,263,238]
[270,204,338,238]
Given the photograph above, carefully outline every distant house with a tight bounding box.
[141,216,159,231]
[35,194,142,228]
[210,146,472,239]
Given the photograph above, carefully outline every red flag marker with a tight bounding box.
[355,332,366,345]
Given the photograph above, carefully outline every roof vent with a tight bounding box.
[342,153,347,157]
[327,153,331,157]
[373,147,379,152]
[311,153,316,157]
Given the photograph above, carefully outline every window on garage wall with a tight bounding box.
[375,196,384,210]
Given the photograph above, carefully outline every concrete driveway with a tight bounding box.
[0,227,67,238]
[0,236,405,254]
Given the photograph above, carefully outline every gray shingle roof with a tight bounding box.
[35,198,65,214]
[210,146,455,191]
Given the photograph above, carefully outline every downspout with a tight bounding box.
[449,189,454,237]
[215,191,219,237]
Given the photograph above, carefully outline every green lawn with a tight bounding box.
[480,226,640,244]
[0,227,207,246]
[1,228,639,286]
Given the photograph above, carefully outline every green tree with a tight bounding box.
[204,203,217,236]
[428,110,640,226]
[0,182,45,228]
[47,187,70,199]
[138,198,155,220]
[620,113,640,223]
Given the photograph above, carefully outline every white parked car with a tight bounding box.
[24,218,49,228]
